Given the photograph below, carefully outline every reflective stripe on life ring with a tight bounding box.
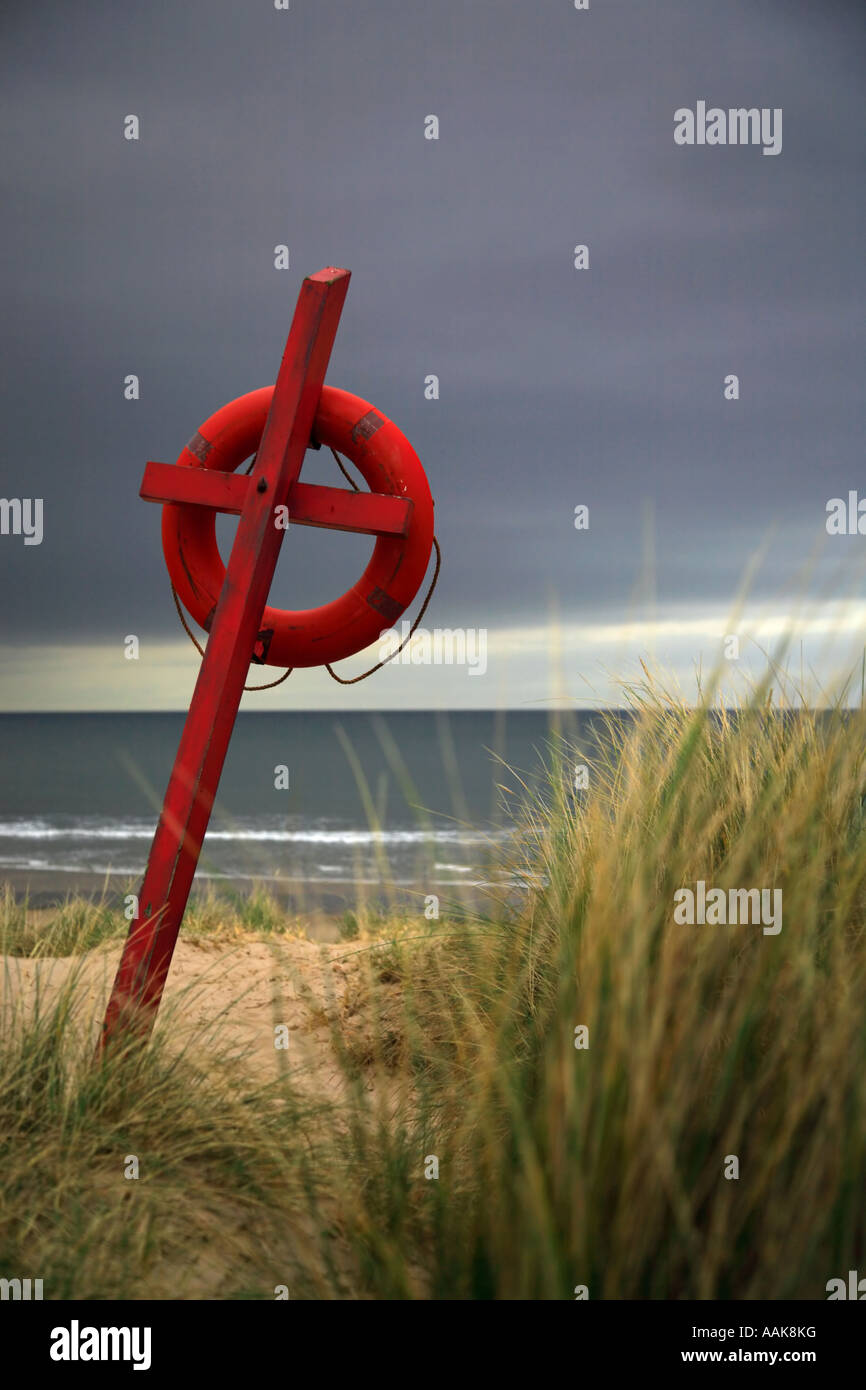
[161,385,435,668]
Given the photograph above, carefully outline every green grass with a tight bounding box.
[0,883,123,957]
[181,884,300,939]
[0,882,303,958]
[2,668,866,1298]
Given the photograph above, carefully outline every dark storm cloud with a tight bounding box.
[1,0,864,648]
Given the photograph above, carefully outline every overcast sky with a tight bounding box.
[1,0,864,710]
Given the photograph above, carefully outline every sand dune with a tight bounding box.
[1,933,380,1098]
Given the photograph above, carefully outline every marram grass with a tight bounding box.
[2,671,866,1298]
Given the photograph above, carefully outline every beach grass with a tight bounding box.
[2,667,866,1298]
[0,881,310,957]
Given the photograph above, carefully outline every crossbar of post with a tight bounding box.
[100,267,351,1051]
[139,462,413,537]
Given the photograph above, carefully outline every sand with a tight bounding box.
[0,931,386,1098]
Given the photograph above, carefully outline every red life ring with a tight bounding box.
[162,385,435,668]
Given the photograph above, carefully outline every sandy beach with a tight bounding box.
[2,930,381,1099]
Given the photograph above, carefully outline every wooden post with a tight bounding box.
[100,268,350,1050]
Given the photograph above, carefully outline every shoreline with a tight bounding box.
[0,870,488,939]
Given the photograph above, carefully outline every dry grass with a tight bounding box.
[2,667,866,1298]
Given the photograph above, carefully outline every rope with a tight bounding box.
[244,668,293,690]
[329,446,359,490]
[324,535,441,683]
[170,584,293,690]
[170,447,441,689]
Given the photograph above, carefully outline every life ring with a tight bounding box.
[162,385,435,668]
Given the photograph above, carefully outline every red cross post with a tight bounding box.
[100,267,412,1051]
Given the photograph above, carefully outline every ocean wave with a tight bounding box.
[0,818,511,847]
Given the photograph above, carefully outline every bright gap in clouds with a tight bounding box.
[4,599,866,711]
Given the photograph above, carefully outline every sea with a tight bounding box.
[0,710,604,911]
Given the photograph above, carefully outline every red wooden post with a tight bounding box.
[100,267,350,1050]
